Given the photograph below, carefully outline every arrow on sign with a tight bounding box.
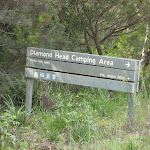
[125,62,130,68]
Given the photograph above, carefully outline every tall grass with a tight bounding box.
[29,81,150,149]
[0,72,150,149]
[0,72,26,106]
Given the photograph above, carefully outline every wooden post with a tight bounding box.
[127,64,138,130]
[127,92,136,130]
[25,78,34,114]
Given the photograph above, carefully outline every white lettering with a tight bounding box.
[29,49,52,58]
[89,58,96,65]
[99,58,103,64]
[44,61,50,64]
[38,52,42,56]
[30,49,34,55]
[29,58,37,62]
[106,74,116,79]
[110,61,113,66]
[117,76,126,80]
[71,55,96,65]
[43,53,46,57]
[99,58,113,66]
[38,60,43,63]
[100,73,105,77]
[55,53,69,60]
[72,55,75,60]
[55,53,59,58]
[104,60,107,64]
[83,58,88,63]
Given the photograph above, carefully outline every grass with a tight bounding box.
[0,74,150,149]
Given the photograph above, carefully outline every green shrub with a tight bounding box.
[0,72,26,106]
[0,95,27,149]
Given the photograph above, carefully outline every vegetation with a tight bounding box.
[0,0,150,149]
[0,74,150,149]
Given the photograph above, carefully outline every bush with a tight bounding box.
[0,72,26,106]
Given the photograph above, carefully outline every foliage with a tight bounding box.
[0,0,150,149]
[0,0,81,71]
[56,0,149,55]
[0,0,149,74]
[0,72,26,105]
[0,80,150,149]
[107,25,146,59]
[0,95,27,149]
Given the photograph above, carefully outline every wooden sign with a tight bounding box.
[25,68,135,93]
[25,47,141,128]
[26,57,136,82]
[27,47,140,70]
[26,47,140,93]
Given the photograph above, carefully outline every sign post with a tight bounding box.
[127,92,136,129]
[25,47,141,127]
[25,78,34,114]
[127,65,139,130]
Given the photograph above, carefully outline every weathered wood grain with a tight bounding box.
[25,68,136,93]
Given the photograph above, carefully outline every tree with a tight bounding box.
[108,25,146,59]
[0,1,69,71]
[0,0,83,71]
[141,22,150,69]
[0,0,43,70]
[56,0,148,55]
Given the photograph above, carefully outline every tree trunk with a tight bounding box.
[141,23,150,69]
[84,31,92,54]
[93,36,103,55]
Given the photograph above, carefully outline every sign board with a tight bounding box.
[25,47,140,93]
[25,47,141,128]
[26,57,136,82]
[27,47,140,70]
[25,68,135,93]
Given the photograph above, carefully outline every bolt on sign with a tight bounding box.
[25,47,141,128]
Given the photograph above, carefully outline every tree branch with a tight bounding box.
[97,4,146,33]
[141,22,150,68]
[86,30,93,38]
[0,43,7,47]
[84,31,92,54]
[100,30,115,44]
[80,1,95,35]
[94,3,115,30]
[113,24,144,37]
[115,18,144,34]
[0,28,16,35]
